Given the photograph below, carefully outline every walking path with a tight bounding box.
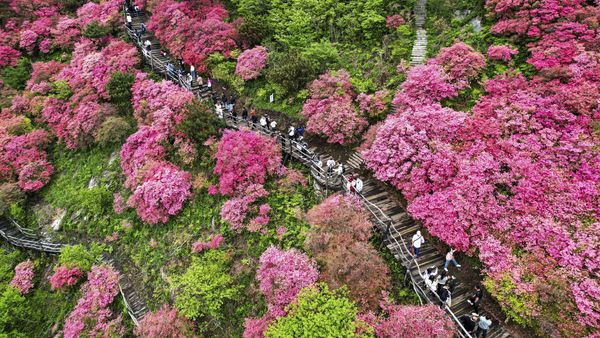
[410,0,428,65]
[124,7,513,338]
[0,217,148,325]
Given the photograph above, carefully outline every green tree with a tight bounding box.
[1,58,31,90]
[58,244,104,272]
[176,100,224,146]
[0,286,27,337]
[265,283,372,338]
[172,250,239,321]
[266,50,317,96]
[106,72,135,115]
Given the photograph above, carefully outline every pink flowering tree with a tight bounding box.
[429,42,486,89]
[301,70,368,144]
[10,260,34,294]
[135,305,196,338]
[487,45,519,62]
[127,162,192,225]
[236,46,268,80]
[63,265,123,338]
[361,302,455,338]
[50,266,83,290]
[392,64,458,109]
[213,130,282,196]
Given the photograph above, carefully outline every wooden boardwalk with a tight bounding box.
[0,217,148,326]
[125,7,513,337]
[411,0,428,65]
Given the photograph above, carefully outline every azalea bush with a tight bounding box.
[135,305,196,338]
[236,46,268,80]
[302,70,367,144]
[10,260,34,295]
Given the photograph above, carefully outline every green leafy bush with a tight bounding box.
[172,250,240,322]
[176,100,224,146]
[266,50,317,97]
[106,72,135,115]
[82,21,113,39]
[58,244,104,272]
[49,80,72,100]
[1,58,32,90]
[95,116,133,147]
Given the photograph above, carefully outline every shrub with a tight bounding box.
[266,50,318,96]
[49,267,82,290]
[0,183,25,216]
[95,116,132,147]
[135,305,196,338]
[172,250,239,321]
[236,46,268,80]
[175,100,224,145]
[82,20,112,39]
[106,72,135,115]
[58,244,102,272]
[265,283,367,337]
[1,58,31,90]
[10,260,34,295]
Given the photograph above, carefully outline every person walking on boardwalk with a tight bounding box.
[459,313,479,334]
[126,14,132,29]
[444,248,461,271]
[476,314,492,338]
[438,283,451,308]
[242,107,248,120]
[250,108,258,128]
[190,65,196,81]
[412,230,425,257]
[467,285,483,313]
[269,119,277,131]
[436,270,448,295]
[288,125,296,140]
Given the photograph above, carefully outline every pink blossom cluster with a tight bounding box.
[49,266,83,289]
[243,246,318,337]
[213,130,282,196]
[63,265,123,338]
[127,162,192,224]
[146,0,238,72]
[131,72,194,127]
[235,46,268,80]
[302,70,368,144]
[10,259,34,294]
[386,15,406,29]
[135,305,196,338]
[219,184,268,231]
[356,90,389,117]
[428,42,486,89]
[26,60,65,94]
[0,127,53,192]
[0,46,21,67]
[360,301,455,338]
[363,2,600,334]
[487,45,519,62]
[191,234,224,253]
[121,75,195,224]
[76,0,121,30]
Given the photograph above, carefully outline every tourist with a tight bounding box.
[231,104,238,119]
[346,175,355,193]
[197,76,203,86]
[211,93,217,105]
[476,315,492,338]
[250,108,258,128]
[334,163,344,176]
[207,78,212,89]
[425,274,437,295]
[288,125,296,140]
[178,58,185,70]
[161,49,167,57]
[422,265,438,280]
[412,230,425,257]
[436,270,448,295]
[242,107,248,120]
[134,5,140,13]
[215,102,223,119]
[190,65,196,81]
[166,62,174,74]
[140,22,146,34]
[444,248,461,271]
[354,177,363,193]
[467,285,483,313]
[326,159,336,174]
[144,39,151,51]
[126,14,132,29]
[438,284,451,308]
[220,93,227,105]
[447,275,458,293]
[297,126,304,138]
[270,119,277,131]
[459,313,479,334]
[260,116,267,130]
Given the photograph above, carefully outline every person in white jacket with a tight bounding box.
[412,230,425,257]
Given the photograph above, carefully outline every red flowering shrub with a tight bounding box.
[10,259,34,294]
[392,64,458,110]
[120,126,168,189]
[356,90,389,117]
[236,46,268,80]
[146,0,238,72]
[135,305,196,338]
[213,130,282,196]
[127,162,192,224]
[1,129,53,192]
[76,0,121,30]
[386,15,405,29]
[220,183,268,231]
[0,46,21,67]
[63,265,123,338]
[302,70,368,144]
[49,266,83,289]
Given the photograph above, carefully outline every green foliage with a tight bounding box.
[300,41,340,74]
[95,116,133,147]
[0,184,25,217]
[483,275,537,328]
[82,21,113,39]
[58,244,104,272]
[175,100,225,146]
[266,50,317,97]
[49,80,72,100]
[106,72,135,115]
[0,286,27,337]
[265,283,372,338]
[238,16,271,47]
[1,58,32,90]
[209,54,245,94]
[0,249,22,284]
[172,250,240,322]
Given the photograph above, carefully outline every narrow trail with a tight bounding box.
[411,0,428,65]
[0,217,148,325]
[127,8,513,338]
